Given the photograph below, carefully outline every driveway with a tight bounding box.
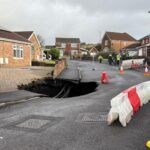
[0,66,54,92]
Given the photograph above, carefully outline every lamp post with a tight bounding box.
[91,52,96,70]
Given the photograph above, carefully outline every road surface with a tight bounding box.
[0,60,149,150]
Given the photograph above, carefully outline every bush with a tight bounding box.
[49,48,60,60]
[97,52,109,59]
[32,60,56,66]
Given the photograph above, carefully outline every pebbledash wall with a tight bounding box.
[0,40,31,67]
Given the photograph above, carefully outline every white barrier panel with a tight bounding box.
[107,94,133,127]
[122,59,144,69]
[136,81,150,106]
[107,81,150,127]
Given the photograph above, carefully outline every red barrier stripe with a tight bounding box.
[127,87,141,113]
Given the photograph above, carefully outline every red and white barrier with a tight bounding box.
[107,81,150,127]
[122,59,144,69]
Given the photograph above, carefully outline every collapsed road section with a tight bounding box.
[18,78,98,98]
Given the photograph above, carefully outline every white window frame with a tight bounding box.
[142,40,145,45]
[61,43,66,48]
[71,43,77,48]
[105,40,108,46]
[13,45,24,59]
[71,50,78,55]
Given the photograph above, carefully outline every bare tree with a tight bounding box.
[37,34,45,46]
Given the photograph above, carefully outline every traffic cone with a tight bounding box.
[101,72,109,84]
[119,64,124,75]
[146,140,150,149]
[144,63,149,76]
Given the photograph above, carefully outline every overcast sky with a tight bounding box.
[0,0,150,44]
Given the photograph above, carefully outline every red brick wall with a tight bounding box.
[102,34,111,50]
[111,40,137,52]
[65,43,80,51]
[29,34,41,60]
[0,41,31,67]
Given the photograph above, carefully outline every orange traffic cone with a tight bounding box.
[119,64,124,75]
[144,63,149,76]
[101,72,109,84]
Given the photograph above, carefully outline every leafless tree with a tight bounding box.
[37,34,45,46]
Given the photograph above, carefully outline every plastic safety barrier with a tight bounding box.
[107,81,150,127]
[122,59,144,69]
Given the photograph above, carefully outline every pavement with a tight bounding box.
[0,66,54,93]
[0,60,150,150]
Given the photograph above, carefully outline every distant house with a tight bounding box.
[80,48,89,55]
[102,32,137,53]
[45,45,56,50]
[122,43,141,57]
[139,35,150,59]
[55,37,80,56]
[122,35,150,60]
[0,29,31,67]
[89,47,99,56]
[15,31,41,60]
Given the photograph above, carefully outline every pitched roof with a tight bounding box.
[0,29,31,43]
[89,47,99,53]
[140,34,150,40]
[15,31,33,39]
[123,42,141,49]
[45,45,56,49]
[56,37,80,43]
[106,32,137,41]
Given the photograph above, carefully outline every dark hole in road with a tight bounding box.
[18,78,98,98]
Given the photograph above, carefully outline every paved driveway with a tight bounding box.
[0,66,53,92]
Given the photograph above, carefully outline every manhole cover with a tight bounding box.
[16,119,50,129]
[76,112,107,123]
[2,115,63,132]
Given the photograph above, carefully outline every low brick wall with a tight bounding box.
[53,59,67,78]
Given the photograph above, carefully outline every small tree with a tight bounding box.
[49,48,60,60]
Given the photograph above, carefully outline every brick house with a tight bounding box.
[89,47,99,56]
[0,29,31,67]
[122,35,150,60]
[15,31,41,60]
[139,35,150,59]
[122,43,141,57]
[55,37,80,56]
[102,32,137,53]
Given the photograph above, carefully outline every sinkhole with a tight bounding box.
[18,78,98,98]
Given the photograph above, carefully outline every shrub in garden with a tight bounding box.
[49,48,60,60]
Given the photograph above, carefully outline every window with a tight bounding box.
[142,40,145,45]
[71,43,77,48]
[31,46,35,55]
[61,43,66,48]
[105,40,108,46]
[13,45,24,58]
[71,50,78,55]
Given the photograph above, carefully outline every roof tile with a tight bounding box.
[0,29,31,43]
[106,32,137,41]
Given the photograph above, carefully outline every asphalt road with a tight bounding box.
[0,60,150,150]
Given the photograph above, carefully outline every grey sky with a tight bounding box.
[0,0,150,44]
